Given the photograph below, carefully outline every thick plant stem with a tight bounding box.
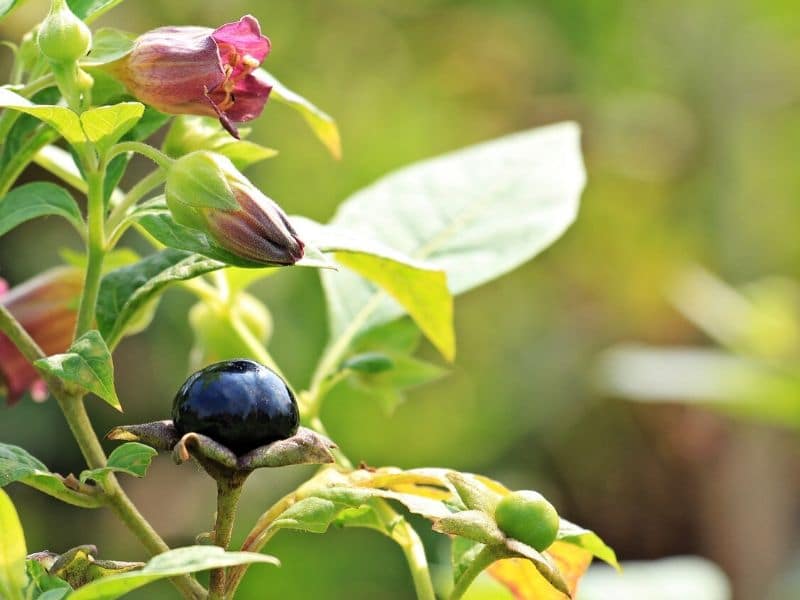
[74,168,106,337]
[54,391,206,599]
[210,478,246,599]
[449,545,503,600]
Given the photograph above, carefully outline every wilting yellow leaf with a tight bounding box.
[488,542,593,600]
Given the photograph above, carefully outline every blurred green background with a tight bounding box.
[2,1,800,599]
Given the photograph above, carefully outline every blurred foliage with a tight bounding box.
[1,0,800,599]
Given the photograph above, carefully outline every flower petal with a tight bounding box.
[212,15,271,71]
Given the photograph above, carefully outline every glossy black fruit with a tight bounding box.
[172,359,299,454]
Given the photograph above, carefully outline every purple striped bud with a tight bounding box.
[0,267,82,405]
[165,151,304,266]
[108,15,271,138]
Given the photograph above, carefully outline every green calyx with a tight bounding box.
[165,151,241,228]
[37,0,92,64]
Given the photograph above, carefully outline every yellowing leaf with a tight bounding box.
[487,541,593,600]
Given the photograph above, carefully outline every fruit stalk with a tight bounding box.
[210,476,246,599]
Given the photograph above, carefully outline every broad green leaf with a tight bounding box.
[0,443,102,508]
[79,103,144,155]
[0,488,26,600]
[38,590,71,600]
[0,88,85,145]
[67,0,124,22]
[341,352,395,374]
[135,210,334,270]
[79,443,156,486]
[97,249,223,348]
[0,0,24,20]
[82,28,134,66]
[0,182,83,236]
[259,69,341,159]
[321,123,584,348]
[434,510,505,545]
[336,253,453,360]
[294,216,453,358]
[34,331,120,411]
[0,88,59,177]
[557,519,619,570]
[68,546,279,600]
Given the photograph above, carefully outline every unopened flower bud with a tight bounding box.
[37,0,91,64]
[107,15,271,138]
[0,267,82,405]
[165,151,304,266]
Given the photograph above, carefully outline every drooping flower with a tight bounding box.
[109,15,271,138]
[0,267,82,404]
[165,151,304,265]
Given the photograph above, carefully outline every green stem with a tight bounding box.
[210,478,246,600]
[227,492,296,596]
[73,168,106,337]
[106,168,165,232]
[449,545,503,600]
[305,294,383,419]
[0,305,204,598]
[55,392,206,599]
[107,141,174,169]
[374,500,437,600]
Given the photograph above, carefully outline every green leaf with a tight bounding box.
[341,352,395,374]
[0,444,103,509]
[80,102,144,155]
[217,140,277,170]
[557,519,619,570]
[82,28,134,66]
[272,497,343,534]
[79,443,156,486]
[68,546,279,600]
[34,331,120,411]
[67,0,124,22]
[0,0,24,20]
[97,249,223,348]
[135,210,333,270]
[0,182,83,236]
[321,123,585,347]
[294,216,454,359]
[260,69,341,159]
[26,559,71,595]
[434,510,506,545]
[0,488,26,600]
[0,88,85,146]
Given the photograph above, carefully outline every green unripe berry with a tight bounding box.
[494,491,560,551]
[37,0,91,64]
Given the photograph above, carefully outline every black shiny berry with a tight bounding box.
[171,359,299,455]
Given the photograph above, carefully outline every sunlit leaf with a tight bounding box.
[67,0,124,22]
[0,88,85,145]
[80,102,144,155]
[321,123,584,357]
[0,488,26,600]
[260,69,341,159]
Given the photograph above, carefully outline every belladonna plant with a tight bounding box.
[0,3,617,600]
